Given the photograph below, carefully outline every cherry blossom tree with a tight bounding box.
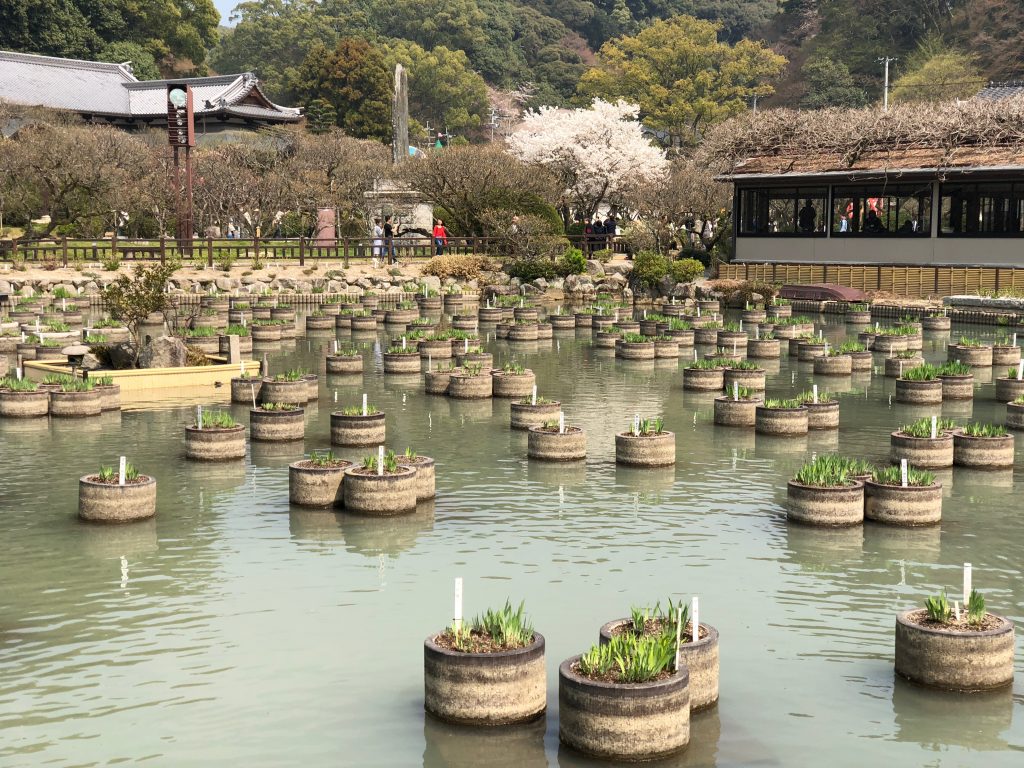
[508,99,668,226]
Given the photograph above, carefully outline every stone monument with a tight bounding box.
[392,64,410,165]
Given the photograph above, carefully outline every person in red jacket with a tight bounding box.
[432,219,448,255]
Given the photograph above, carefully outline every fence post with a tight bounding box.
[343,237,350,269]
[253,235,260,268]
[61,237,68,268]
[160,235,166,264]
[207,236,214,268]
[299,236,305,266]
[11,237,18,263]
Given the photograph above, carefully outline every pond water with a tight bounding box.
[1,312,1022,767]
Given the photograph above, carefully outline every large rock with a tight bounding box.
[420,276,441,292]
[564,274,596,295]
[585,260,605,277]
[138,336,189,369]
[603,273,628,291]
[108,342,137,370]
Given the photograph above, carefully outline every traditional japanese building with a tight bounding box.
[0,50,301,137]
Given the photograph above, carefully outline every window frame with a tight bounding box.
[938,181,1024,238]
[735,186,829,238]
[829,183,932,238]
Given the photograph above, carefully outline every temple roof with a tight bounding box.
[976,81,1024,102]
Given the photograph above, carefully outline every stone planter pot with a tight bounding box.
[491,370,536,398]
[797,341,827,361]
[846,311,872,324]
[864,480,943,525]
[448,373,493,399]
[849,350,874,371]
[772,325,799,340]
[550,315,576,330]
[895,378,942,405]
[905,332,924,351]
[741,309,766,324]
[654,339,679,358]
[334,315,352,330]
[558,656,689,761]
[219,335,253,355]
[343,466,418,515]
[697,299,719,314]
[251,324,282,342]
[508,323,539,341]
[693,327,719,345]
[455,351,492,368]
[270,307,296,323]
[419,339,453,360]
[305,315,335,331]
[359,295,380,310]
[0,389,49,418]
[495,322,511,339]
[94,383,120,411]
[598,620,719,711]
[814,355,853,376]
[615,431,675,466]
[804,400,840,430]
[417,296,443,311]
[383,352,422,374]
[49,388,102,417]
[227,310,251,325]
[638,319,659,336]
[875,335,909,354]
[535,322,552,340]
[443,296,464,314]
[326,354,363,375]
[398,455,436,501]
[424,369,455,395]
[303,374,319,402]
[992,345,1021,367]
[894,609,1014,691]
[616,321,640,335]
[510,401,561,430]
[452,316,478,331]
[79,474,157,523]
[249,407,305,441]
[350,315,378,332]
[513,307,539,323]
[787,480,864,526]
[667,329,695,346]
[424,632,546,726]
[885,356,923,378]
[939,374,974,401]
[478,307,504,323]
[0,335,19,353]
[318,303,341,316]
[723,367,766,391]
[713,395,759,426]
[260,378,309,405]
[1007,402,1024,430]
[922,316,951,331]
[36,346,66,361]
[330,411,385,446]
[948,344,993,367]
[278,321,297,340]
[890,431,954,469]
[768,304,792,319]
[185,336,220,355]
[594,331,620,349]
[252,306,273,320]
[231,377,261,404]
[616,341,655,360]
[574,313,593,328]
[682,367,724,391]
[995,377,1024,403]
[747,338,781,358]
[756,406,809,435]
[857,332,876,350]
[527,426,586,461]
[185,424,246,461]
[953,430,1014,468]
[385,308,419,325]
[288,459,353,507]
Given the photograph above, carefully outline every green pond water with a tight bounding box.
[1,312,1022,767]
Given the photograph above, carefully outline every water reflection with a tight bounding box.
[423,714,547,768]
[77,517,159,560]
[289,509,345,550]
[890,676,1014,751]
[340,499,435,557]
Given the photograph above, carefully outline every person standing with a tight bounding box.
[432,219,448,255]
[383,215,395,264]
[603,213,616,251]
[372,217,383,260]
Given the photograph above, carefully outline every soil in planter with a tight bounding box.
[904,608,1004,633]
[608,618,710,643]
[433,629,535,654]
[85,473,149,485]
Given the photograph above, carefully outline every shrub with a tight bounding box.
[507,258,557,282]
[631,250,668,288]
[557,247,587,277]
[591,248,614,264]
[669,258,705,284]
[422,255,490,281]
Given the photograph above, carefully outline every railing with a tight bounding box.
[0,235,628,267]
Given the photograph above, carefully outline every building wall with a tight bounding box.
[735,237,1023,268]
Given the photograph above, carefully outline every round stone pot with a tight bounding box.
[185,424,246,460]
[894,609,1015,691]
[895,378,942,405]
[768,304,793,319]
[385,308,419,325]
[455,351,492,368]
[741,309,766,324]
[249,407,305,442]
[857,332,876,349]
[714,395,759,426]
[716,330,748,351]
[804,400,840,430]
[334,315,352,330]
[683,367,724,391]
[359,295,379,310]
[772,325,799,340]
[885,356,924,378]
[452,316,478,331]
[723,367,766,391]
[513,307,539,323]
[495,322,511,339]
[875,335,909,354]
[638,319,659,336]
[797,341,827,361]
[350,315,378,332]
[890,431,954,469]
[448,373,493,399]
[508,323,539,341]
[905,332,924,351]
[654,339,679,358]
[549,315,576,330]
[252,306,273,320]
[330,411,385,446]
[383,352,422,374]
[992,345,1021,367]
[184,336,220,355]
[594,331,620,349]
[261,378,309,405]
[49,389,102,417]
[36,346,66,361]
[864,480,943,525]
[417,296,443,312]
[251,324,282,342]
[693,327,720,346]
[1007,402,1024,430]
[616,321,641,335]
[787,480,865,526]
[0,389,49,418]
[527,426,586,461]
[558,656,689,761]
[219,335,253,354]
[303,374,319,402]
[849,350,874,371]
[697,299,719,314]
[424,632,546,726]
[278,322,297,340]
[443,296,464,314]
[231,377,262,404]
[398,455,436,501]
[939,374,975,401]
[95,383,121,411]
[615,431,676,467]
[326,354,363,375]
[342,466,418,515]
[994,376,1024,403]
[846,311,872,324]
[478,307,504,323]
[598,620,719,711]
[747,338,781,358]
[922,316,951,331]
[814,355,853,376]
[574,313,594,328]
[616,341,655,360]
[491,371,536,398]
[288,459,353,508]
[305,315,335,331]
[510,401,561,430]
[424,369,455,395]
[79,475,157,523]
[948,345,993,367]
[756,406,809,436]
[419,339,453,360]
[667,329,695,346]
[952,431,1014,468]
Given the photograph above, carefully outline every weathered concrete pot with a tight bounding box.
[513,307,538,323]
[491,371,536,398]
[723,367,766,391]
[992,345,1021,367]
[857,331,877,349]
[849,350,874,371]
[890,432,954,469]
[510,401,561,430]
[303,374,319,402]
[424,369,455,395]
[383,352,422,374]
[424,632,546,726]
[741,309,766,324]
[558,656,689,761]
[49,389,101,417]
[767,304,793,319]
[0,389,49,418]
[252,305,273,320]
[905,331,924,351]
[359,295,379,310]
[772,324,799,340]
[714,395,759,426]
[231,377,262,404]
[616,341,655,360]
[330,411,385,446]
[508,323,539,341]
[219,334,253,354]
[716,331,748,352]
[95,383,121,411]
[922,316,951,331]
[79,475,157,522]
[448,373,493,399]
[787,480,864,526]
[756,406,809,436]
[797,341,827,361]
[334,314,352,330]
[747,338,781,358]
[697,299,719,314]
[288,459,353,508]
[261,378,309,405]
[654,339,679,358]
[385,308,419,325]
[948,345,993,367]
[1007,402,1024,430]
[419,339,453,360]
[692,327,719,346]
[875,335,909,354]
[885,356,924,378]
[305,315,335,331]
[939,374,975,401]
[598,620,719,711]
[953,431,1014,468]
[894,610,1015,691]
[574,313,594,328]
[994,377,1024,403]
[452,316,479,332]
[251,324,282,342]
[417,296,443,312]
[616,321,641,335]
[326,354,363,375]
[846,311,872,324]
[804,400,840,430]
[350,315,378,332]
[638,319,659,336]
[667,328,695,346]
[184,336,220,355]
[865,480,943,525]
[683,367,724,391]
[185,424,246,461]
[455,351,492,368]
[495,322,511,339]
[398,455,436,501]
[249,407,305,442]
[443,295,464,314]
[615,431,675,467]
[527,426,586,461]
[895,378,943,405]
[549,315,576,330]
[478,307,504,323]
[594,331,620,349]
[814,355,853,376]
[342,466,418,515]
[35,346,66,361]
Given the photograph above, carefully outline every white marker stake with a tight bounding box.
[674,609,683,671]
[900,458,908,487]
[739,320,744,332]
[118,456,126,487]
[531,385,537,406]
[963,563,972,604]
[453,577,464,631]
[196,405,202,430]
[402,336,407,350]
[427,354,432,372]
[697,306,701,318]
[633,413,640,436]
[954,601,961,622]
[334,391,337,403]
[733,381,739,401]
[239,360,244,376]
[1013,333,1018,347]
[812,384,819,404]
[362,393,368,417]
[732,341,737,356]
[1017,360,1023,381]
[693,348,698,362]
[691,596,699,644]
[250,384,257,409]
[559,411,565,435]
[376,445,385,477]
[333,339,338,354]
[931,415,938,439]
[62,298,66,311]
[464,338,469,353]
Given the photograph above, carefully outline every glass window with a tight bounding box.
[831,184,931,236]
[940,182,1024,236]
[737,187,827,236]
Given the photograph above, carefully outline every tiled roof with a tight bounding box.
[976,81,1024,101]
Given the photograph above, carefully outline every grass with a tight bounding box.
[577,631,676,683]
[967,590,986,627]
[722,321,742,332]
[630,416,665,436]
[307,450,347,468]
[448,600,535,652]
[723,384,758,399]
[341,404,378,416]
[793,455,863,487]
[872,465,936,486]
[898,417,956,437]
[386,345,418,354]
[795,389,836,404]
[225,324,251,336]
[93,376,114,386]
[60,379,93,392]
[182,326,217,338]
[728,360,762,371]
[502,361,526,375]
[259,402,299,411]
[900,364,940,381]
[2,378,39,391]
[461,362,485,376]
[668,319,692,331]
[895,350,921,359]
[361,448,399,473]
[194,409,237,429]
[97,462,140,483]
[45,321,70,332]
[835,341,865,354]
[956,336,987,347]
[42,373,75,385]
[84,333,108,343]
[960,422,1008,437]
[938,361,973,376]
[924,591,951,623]
[762,397,803,409]
[273,369,308,381]
[687,358,725,370]
[518,395,555,405]
[621,333,651,343]
[757,331,776,340]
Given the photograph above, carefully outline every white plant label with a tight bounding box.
[196,405,202,430]
[559,411,565,435]
[812,384,819,404]
[691,596,699,644]
[531,385,537,406]
[118,456,126,487]
[733,382,739,401]
[900,459,908,487]
[674,609,683,671]
[453,577,463,630]
[362,393,368,417]
[250,384,257,409]
[931,415,938,439]
[964,563,972,604]
[378,445,384,476]
[1017,361,1023,381]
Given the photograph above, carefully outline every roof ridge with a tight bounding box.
[0,49,135,79]
[123,74,248,89]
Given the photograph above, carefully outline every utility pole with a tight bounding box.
[878,56,898,111]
